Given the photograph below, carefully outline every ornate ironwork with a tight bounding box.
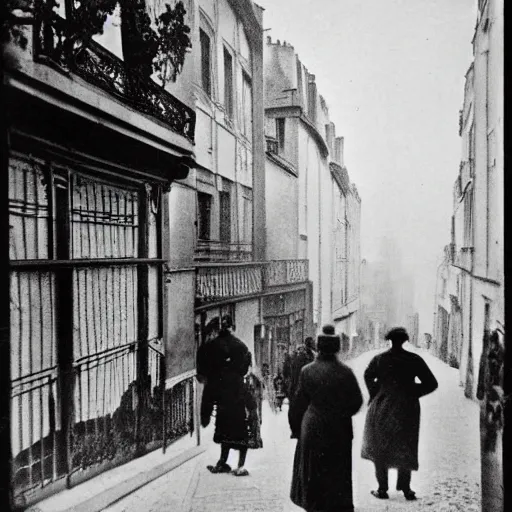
[195,263,265,305]
[265,260,309,287]
[195,260,309,307]
[195,240,253,262]
[33,2,195,141]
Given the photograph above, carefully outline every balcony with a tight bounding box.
[195,240,253,262]
[195,259,309,307]
[33,2,195,141]
[454,247,474,271]
[196,262,264,306]
[264,259,309,287]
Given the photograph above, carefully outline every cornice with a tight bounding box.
[299,113,329,158]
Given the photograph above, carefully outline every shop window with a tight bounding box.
[9,155,163,501]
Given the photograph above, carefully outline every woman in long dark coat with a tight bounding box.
[197,315,257,476]
[289,325,363,512]
[361,327,438,501]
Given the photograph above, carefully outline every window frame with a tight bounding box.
[197,191,212,241]
[223,46,234,119]
[219,190,231,243]
[241,71,253,139]
[199,28,212,96]
[276,118,286,154]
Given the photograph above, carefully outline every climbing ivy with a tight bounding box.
[153,2,192,87]
[3,0,192,85]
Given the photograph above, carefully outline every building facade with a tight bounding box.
[435,1,504,509]
[359,237,418,351]
[167,0,314,387]
[4,1,202,509]
[263,37,361,357]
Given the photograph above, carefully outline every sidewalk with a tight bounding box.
[104,347,481,512]
[104,399,301,512]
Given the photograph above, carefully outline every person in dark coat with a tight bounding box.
[196,315,254,476]
[284,337,316,401]
[361,327,438,501]
[273,372,286,411]
[289,324,363,512]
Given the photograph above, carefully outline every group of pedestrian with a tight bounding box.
[196,317,438,512]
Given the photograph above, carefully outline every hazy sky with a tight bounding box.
[258,0,476,333]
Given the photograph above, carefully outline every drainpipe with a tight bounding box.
[318,159,322,329]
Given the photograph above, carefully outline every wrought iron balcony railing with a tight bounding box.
[195,259,309,307]
[33,3,195,142]
[264,259,309,287]
[195,240,252,262]
[196,262,264,305]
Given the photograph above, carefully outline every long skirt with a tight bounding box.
[213,375,263,450]
[291,414,354,511]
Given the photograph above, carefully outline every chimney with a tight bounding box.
[267,35,271,44]
[325,123,335,155]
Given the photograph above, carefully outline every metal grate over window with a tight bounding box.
[8,153,180,508]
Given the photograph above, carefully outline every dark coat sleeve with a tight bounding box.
[283,353,292,381]
[344,368,364,416]
[232,338,251,377]
[364,356,380,401]
[196,342,210,383]
[288,369,310,439]
[414,357,438,398]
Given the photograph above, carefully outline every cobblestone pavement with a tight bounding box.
[103,347,481,512]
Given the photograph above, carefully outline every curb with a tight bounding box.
[27,445,207,512]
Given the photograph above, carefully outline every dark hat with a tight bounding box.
[385,327,409,344]
[304,336,316,350]
[317,324,340,354]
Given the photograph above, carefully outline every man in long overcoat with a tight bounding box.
[361,327,438,501]
[196,315,253,475]
[284,336,316,401]
[289,325,363,512]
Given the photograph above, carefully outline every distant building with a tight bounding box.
[4,1,199,508]
[437,1,504,509]
[263,37,361,356]
[360,238,417,349]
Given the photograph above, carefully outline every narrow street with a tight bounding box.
[103,348,481,512]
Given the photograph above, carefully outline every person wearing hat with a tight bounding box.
[361,327,439,501]
[196,315,257,476]
[283,336,317,402]
[289,324,363,512]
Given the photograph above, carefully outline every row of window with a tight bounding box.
[199,28,253,138]
[197,190,252,243]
